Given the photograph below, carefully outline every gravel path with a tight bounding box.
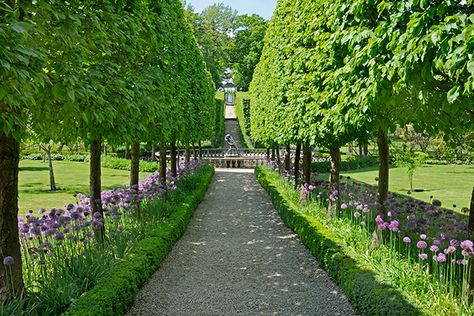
[126,170,355,316]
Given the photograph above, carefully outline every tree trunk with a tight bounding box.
[359,144,363,156]
[329,144,341,216]
[198,140,203,158]
[294,142,301,189]
[159,142,167,185]
[377,126,389,215]
[47,146,57,191]
[150,144,155,160]
[271,145,276,160]
[192,143,197,160]
[469,187,474,303]
[185,143,191,164]
[90,139,103,221]
[0,131,24,302]
[130,142,140,188]
[171,141,177,177]
[303,143,312,184]
[276,143,281,166]
[364,145,369,156]
[124,144,130,159]
[284,143,291,171]
[266,147,270,159]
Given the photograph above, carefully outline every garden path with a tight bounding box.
[126,169,354,315]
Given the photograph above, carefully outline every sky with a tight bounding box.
[186,0,278,20]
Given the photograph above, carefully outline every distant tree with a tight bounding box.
[229,14,267,90]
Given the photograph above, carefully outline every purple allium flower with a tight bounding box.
[55,232,65,241]
[444,246,456,254]
[456,259,468,265]
[417,241,428,249]
[403,237,411,244]
[430,245,439,253]
[341,203,348,209]
[461,240,474,250]
[437,253,447,263]
[3,256,14,266]
[433,239,441,246]
[419,253,428,260]
[450,239,459,247]
[420,234,427,240]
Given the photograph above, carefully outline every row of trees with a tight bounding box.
[184,2,268,90]
[0,0,215,301]
[250,0,473,212]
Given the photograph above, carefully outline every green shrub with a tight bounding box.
[101,156,160,173]
[312,155,378,173]
[63,165,214,316]
[25,154,43,160]
[255,166,423,316]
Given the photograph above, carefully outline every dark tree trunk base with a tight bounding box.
[0,131,24,302]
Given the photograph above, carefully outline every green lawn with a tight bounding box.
[19,160,149,215]
[340,164,474,210]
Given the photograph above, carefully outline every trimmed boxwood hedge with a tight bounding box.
[255,166,422,316]
[63,165,214,316]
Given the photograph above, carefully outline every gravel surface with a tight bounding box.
[126,170,355,316]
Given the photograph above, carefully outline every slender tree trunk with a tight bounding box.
[359,144,363,156]
[377,126,389,215]
[130,142,140,188]
[303,142,312,184]
[150,144,155,160]
[329,144,341,216]
[271,145,276,160]
[0,131,24,302]
[198,140,203,158]
[469,187,474,303]
[284,143,291,171]
[90,138,103,220]
[266,147,270,159]
[192,143,198,160]
[276,143,281,166]
[47,146,57,191]
[171,141,177,177]
[159,142,167,185]
[364,145,369,156]
[294,142,302,189]
[124,144,130,159]
[185,143,191,164]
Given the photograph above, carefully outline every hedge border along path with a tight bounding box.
[255,166,423,316]
[62,165,215,316]
[126,169,354,315]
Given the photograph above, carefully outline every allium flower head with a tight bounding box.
[430,245,439,253]
[3,256,14,266]
[420,234,427,240]
[403,237,411,244]
[436,253,447,263]
[461,240,473,250]
[419,253,428,260]
[341,203,348,209]
[417,241,428,249]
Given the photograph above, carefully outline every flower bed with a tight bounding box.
[256,165,474,315]
[2,162,213,315]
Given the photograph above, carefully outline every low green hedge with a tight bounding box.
[101,156,160,173]
[255,166,422,316]
[63,165,214,316]
[312,155,378,173]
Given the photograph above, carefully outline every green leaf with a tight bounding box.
[11,22,33,33]
[0,84,7,101]
[447,85,460,103]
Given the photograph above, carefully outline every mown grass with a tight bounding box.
[19,160,149,215]
[335,164,474,211]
